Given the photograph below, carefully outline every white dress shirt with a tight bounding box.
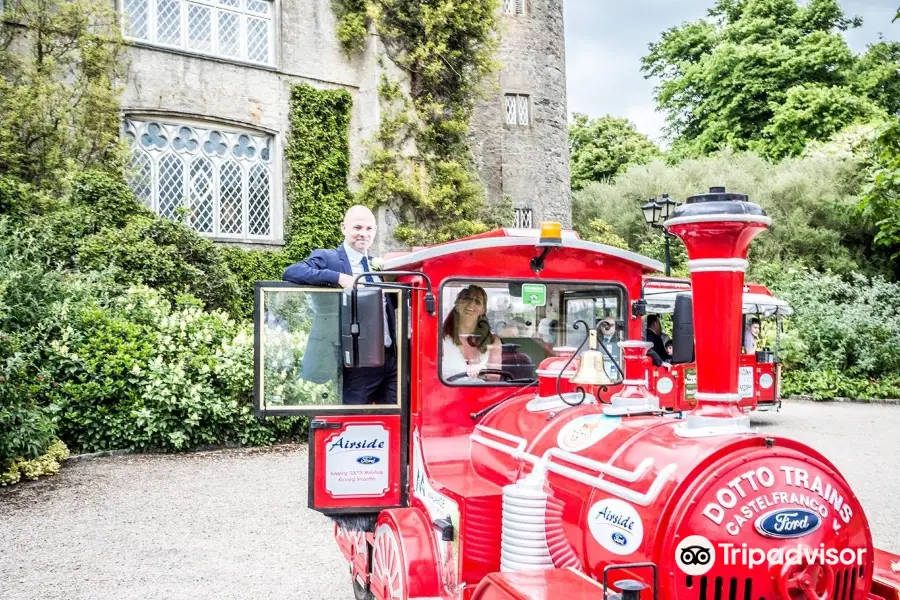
[343,242,392,347]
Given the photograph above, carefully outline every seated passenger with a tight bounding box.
[743,317,760,354]
[598,316,622,379]
[442,286,503,381]
[645,314,671,369]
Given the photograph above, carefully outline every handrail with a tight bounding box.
[541,448,653,483]
[543,459,677,507]
[470,425,678,505]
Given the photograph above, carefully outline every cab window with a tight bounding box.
[439,280,626,386]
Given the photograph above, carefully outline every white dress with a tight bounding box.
[442,336,489,380]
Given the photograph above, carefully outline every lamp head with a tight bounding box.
[660,193,679,219]
[641,199,660,225]
[536,221,563,247]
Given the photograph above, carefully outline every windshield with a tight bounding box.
[439,280,626,386]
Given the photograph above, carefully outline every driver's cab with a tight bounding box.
[437,280,627,385]
[251,223,663,521]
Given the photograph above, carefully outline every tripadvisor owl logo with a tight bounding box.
[676,535,716,576]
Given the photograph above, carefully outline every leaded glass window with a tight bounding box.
[123,117,275,241]
[122,0,274,66]
[502,0,525,14]
[505,94,530,125]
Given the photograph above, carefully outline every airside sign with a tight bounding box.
[325,424,389,497]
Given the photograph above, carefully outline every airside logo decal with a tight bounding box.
[324,424,389,497]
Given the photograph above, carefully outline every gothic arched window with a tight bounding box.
[123,117,275,241]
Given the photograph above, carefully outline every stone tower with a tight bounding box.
[469,0,572,230]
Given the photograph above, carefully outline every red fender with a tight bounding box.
[470,568,612,600]
[374,508,441,600]
[871,548,900,600]
[334,523,371,590]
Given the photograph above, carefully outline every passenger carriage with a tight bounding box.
[640,277,791,413]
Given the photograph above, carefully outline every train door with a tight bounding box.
[252,282,409,514]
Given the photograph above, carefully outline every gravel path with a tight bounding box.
[1,399,898,600]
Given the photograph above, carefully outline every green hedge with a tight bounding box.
[0,81,357,478]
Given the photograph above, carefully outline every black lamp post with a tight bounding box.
[641,193,680,276]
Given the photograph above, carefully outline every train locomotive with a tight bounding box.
[253,187,900,599]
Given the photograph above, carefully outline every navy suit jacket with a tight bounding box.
[282,245,397,346]
[283,246,351,288]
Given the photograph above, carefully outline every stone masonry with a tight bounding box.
[113,0,571,253]
[469,0,572,231]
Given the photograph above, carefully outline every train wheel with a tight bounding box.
[352,563,374,600]
[370,522,408,600]
[337,524,374,600]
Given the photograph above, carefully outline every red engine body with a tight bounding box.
[255,187,900,600]
[471,393,873,599]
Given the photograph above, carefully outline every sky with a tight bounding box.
[563,0,900,145]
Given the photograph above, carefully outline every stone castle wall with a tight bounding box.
[116,0,570,251]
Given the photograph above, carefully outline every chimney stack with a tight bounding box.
[664,187,771,436]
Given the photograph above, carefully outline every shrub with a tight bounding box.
[766,266,900,379]
[782,370,900,401]
[19,169,245,318]
[76,216,242,318]
[1,220,303,458]
[43,285,302,453]
[219,246,293,319]
[572,150,889,279]
[0,440,69,486]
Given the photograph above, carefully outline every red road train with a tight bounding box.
[254,187,900,599]
[640,277,790,413]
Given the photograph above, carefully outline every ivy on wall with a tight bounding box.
[332,0,512,245]
[283,83,355,259]
[218,83,355,318]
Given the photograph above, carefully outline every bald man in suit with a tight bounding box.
[283,206,398,405]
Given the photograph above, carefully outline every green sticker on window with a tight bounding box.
[522,283,546,306]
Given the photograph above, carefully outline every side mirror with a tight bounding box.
[672,294,694,364]
[341,288,385,368]
[632,299,647,317]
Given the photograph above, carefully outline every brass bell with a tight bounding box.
[570,328,615,386]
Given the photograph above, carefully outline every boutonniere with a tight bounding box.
[369,257,384,271]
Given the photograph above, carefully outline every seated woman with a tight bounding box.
[442,285,503,382]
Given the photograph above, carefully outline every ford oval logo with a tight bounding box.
[356,455,380,465]
[611,532,627,546]
[755,508,821,539]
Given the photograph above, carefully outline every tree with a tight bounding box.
[641,0,888,160]
[0,0,127,191]
[853,40,900,117]
[568,114,661,190]
[860,119,900,261]
[572,149,891,279]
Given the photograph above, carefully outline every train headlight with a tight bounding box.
[657,377,674,395]
[759,373,774,389]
